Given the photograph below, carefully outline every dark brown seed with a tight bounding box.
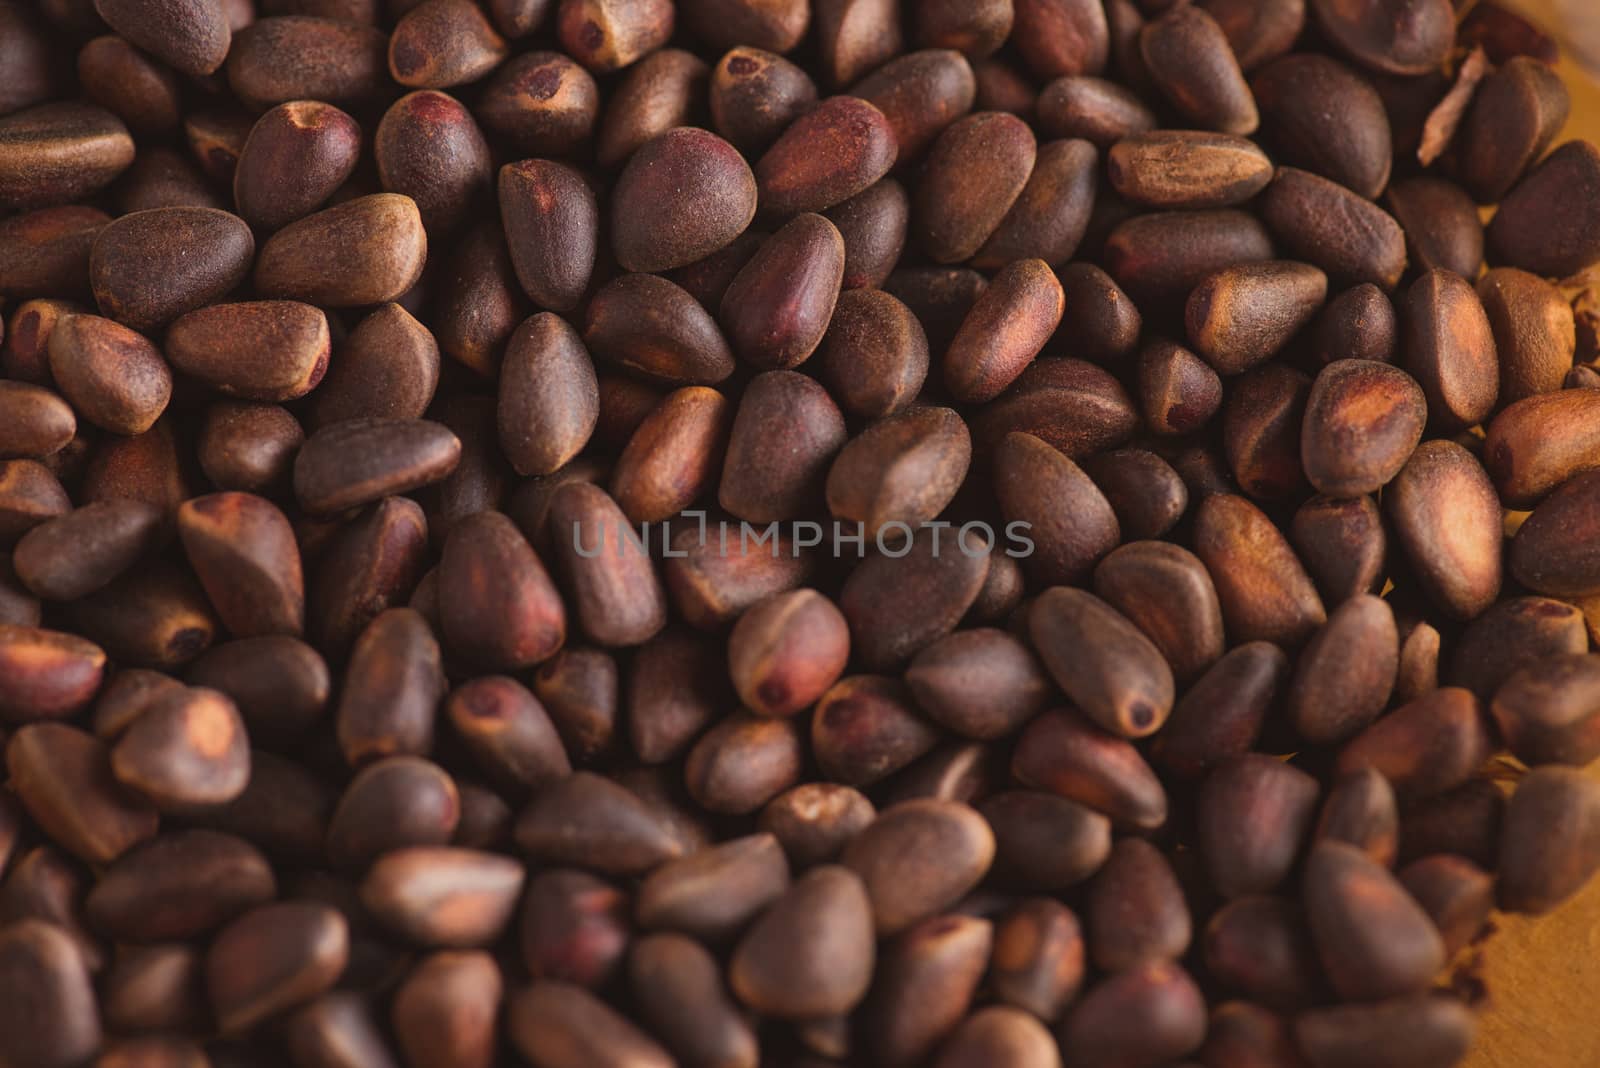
[499,160,596,314]
[0,2,58,117]
[1108,130,1271,209]
[884,265,988,355]
[76,35,182,138]
[86,830,275,940]
[295,419,462,516]
[1401,269,1499,432]
[325,757,459,870]
[1291,494,1387,603]
[1013,708,1168,829]
[1198,1002,1304,1068]
[226,16,388,109]
[13,500,163,602]
[101,944,204,1036]
[975,358,1140,460]
[1260,167,1406,289]
[979,789,1111,890]
[177,492,302,638]
[1488,140,1600,279]
[813,675,941,787]
[507,980,674,1068]
[1187,261,1328,375]
[826,406,971,539]
[1080,449,1187,541]
[90,669,177,741]
[1087,838,1190,971]
[45,313,170,435]
[759,783,876,867]
[1140,6,1258,135]
[232,101,361,232]
[811,0,901,86]
[484,0,551,37]
[861,913,992,1065]
[0,211,107,299]
[1203,897,1325,1010]
[1478,268,1576,404]
[336,607,445,765]
[1303,840,1445,1000]
[685,712,804,814]
[514,771,682,875]
[307,496,430,656]
[721,213,846,370]
[388,0,506,88]
[1488,389,1600,509]
[91,0,228,75]
[1490,653,1600,767]
[430,222,528,378]
[1385,177,1484,280]
[495,314,598,479]
[255,195,427,308]
[206,902,348,1034]
[545,482,665,647]
[1511,469,1600,598]
[905,628,1050,740]
[554,0,673,73]
[630,933,758,1068]
[947,261,1064,403]
[727,589,850,717]
[1457,56,1569,204]
[109,686,250,809]
[1385,440,1503,621]
[936,1005,1061,1068]
[7,723,157,863]
[584,273,737,385]
[1250,53,1391,198]
[598,49,709,166]
[975,138,1100,268]
[1497,765,1600,915]
[915,111,1037,263]
[682,0,807,54]
[67,559,217,670]
[609,387,728,522]
[1059,962,1206,1067]
[375,90,491,238]
[0,625,105,726]
[1092,541,1224,684]
[756,95,898,218]
[1318,767,1399,866]
[1301,360,1426,497]
[1338,687,1491,801]
[840,530,991,670]
[518,868,627,986]
[1399,855,1494,958]
[1294,995,1475,1068]
[837,800,993,937]
[988,897,1085,1019]
[447,676,569,797]
[1288,594,1398,744]
[816,288,929,418]
[1152,642,1288,780]
[1199,754,1320,898]
[1052,264,1139,366]
[1194,493,1327,647]
[727,864,874,1017]
[195,403,304,495]
[1104,209,1275,300]
[1449,596,1589,703]
[1013,0,1109,79]
[89,207,252,332]
[1221,362,1309,500]
[360,846,524,946]
[1310,0,1453,75]
[617,627,717,763]
[1312,282,1397,365]
[1038,76,1156,147]
[709,46,818,155]
[610,128,756,274]
[390,951,500,1068]
[475,51,599,157]
[0,459,70,544]
[636,832,789,941]
[310,304,439,427]
[0,104,134,212]
[661,517,814,629]
[0,920,102,1068]
[994,433,1117,585]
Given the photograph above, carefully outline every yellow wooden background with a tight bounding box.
[1459,8,1600,1065]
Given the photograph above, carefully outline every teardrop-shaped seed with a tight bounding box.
[177,492,303,638]
[514,771,682,875]
[295,419,462,517]
[1186,261,1328,376]
[1059,962,1206,1067]
[1108,130,1272,208]
[1203,897,1325,1010]
[636,832,790,941]
[826,406,971,539]
[1301,360,1426,497]
[720,213,845,370]
[89,207,252,332]
[946,260,1064,403]
[1488,140,1600,279]
[12,502,163,605]
[1510,469,1600,599]
[1309,0,1453,75]
[0,103,135,211]
[584,273,736,385]
[915,111,1036,263]
[46,313,172,435]
[1303,840,1446,1001]
[1151,642,1288,780]
[1092,540,1225,684]
[86,830,275,940]
[1497,766,1600,915]
[837,528,990,670]
[1087,837,1191,972]
[255,194,427,308]
[508,981,674,1068]
[0,625,108,723]
[995,432,1119,586]
[1338,687,1491,801]
[1140,6,1258,134]
[1199,754,1320,898]
[498,159,596,313]
[630,933,759,1068]
[0,920,102,1068]
[1401,268,1499,433]
[1260,167,1406,289]
[497,313,598,478]
[205,902,349,1034]
[1250,53,1391,198]
[233,100,362,233]
[756,96,898,217]
[110,686,250,810]
[611,128,757,273]
[812,675,941,786]
[166,301,329,403]
[325,756,460,871]
[1295,994,1475,1068]
[336,607,445,765]
[728,865,876,1018]
[1385,440,1503,620]
[360,846,525,947]
[1288,594,1398,744]
[863,913,993,1066]
[841,800,995,935]
[1013,708,1167,829]
[1193,493,1327,647]
[7,723,157,864]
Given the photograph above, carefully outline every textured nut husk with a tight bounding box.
[1337,686,1492,801]
[86,830,275,940]
[177,492,303,638]
[0,920,102,1068]
[915,111,1037,264]
[853,49,977,165]
[629,933,759,1068]
[1151,641,1288,780]
[0,209,109,299]
[611,127,757,274]
[45,313,171,435]
[554,0,674,73]
[1295,994,1475,1068]
[1448,596,1589,704]
[232,100,361,232]
[728,865,875,1018]
[1038,75,1155,147]
[1108,129,1272,209]
[375,90,492,238]
[205,902,349,1034]
[1300,360,1426,497]
[1198,754,1321,898]
[826,406,971,538]
[947,261,1064,403]
[838,529,991,670]
[7,723,157,864]
[1309,0,1453,75]
[110,686,251,810]
[684,712,804,814]
[995,432,1118,586]
[225,17,390,111]
[1477,267,1575,405]
[980,789,1111,890]
[359,845,525,947]
[1401,269,1499,433]
[1311,282,1397,364]
[1260,167,1405,289]
[1288,593,1399,744]
[1489,653,1600,767]
[1086,837,1191,972]
[513,771,682,875]
[1140,6,1258,135]
[1385,177,1484,280]
[1303,840,1446,1001]
[388,0,507,88]
[295,419,462,517]
[495,313,597,478]
[310,303,440,427]
[1203,897,1325,1010]
[1457,56,1570,204]
[1187,260,1327,375]
[1385,440,1503,620]
[720,213,846,370]
[1250,53,1391,198]
[584,273,737,385]
[1058,961,1206,1066]
[1193,493,1327,647]
[255,194,427,308]
[841,800,995,935]
[862,913,993,1065]
[1013,708,1168,829]
[1488,140,1600,279]
[89,208,253,333]
[812,675,941,787]
[13,500,164,602]
[0,103,135,212]
[906,628,1051,740]
[1511,469,1600,599]
[709,46,818,155]
[1290,493,1387,604]
[636,832,790,941]
[0,624,107,722]
[755,95,898,217]
[498,160,596,314]
[1497,766,1600,915]
[1104,208,1275,300]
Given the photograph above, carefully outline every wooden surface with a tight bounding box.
[1459,8,1600,1065]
